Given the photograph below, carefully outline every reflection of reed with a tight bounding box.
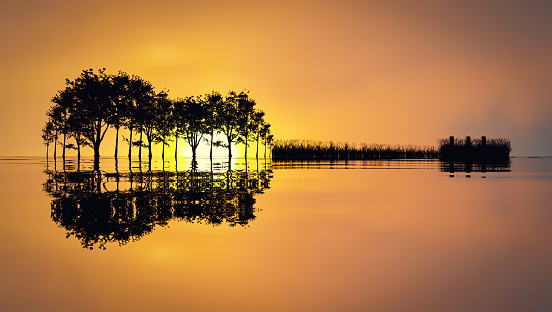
[43,169,272,250]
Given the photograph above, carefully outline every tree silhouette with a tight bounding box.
[109,71,132,160]
[251,110,266,159]
[41,120,55,160]
[154,92,174,165]
[180,96,207,167]
[49,86,72,162]
[218,91,241,160]
[259,122,271,158]
[203,91,224,160]
[45,69,273,169]
[236,91,256,159]
[64,69,113,170]
[130,76,156,164]
[45,168,272,250]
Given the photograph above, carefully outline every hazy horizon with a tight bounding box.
[1,0,551,156]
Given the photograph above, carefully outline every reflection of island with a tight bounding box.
[439,161,510,174]
[43,169,272,250]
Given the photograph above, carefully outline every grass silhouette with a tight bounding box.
[272,139,438,160]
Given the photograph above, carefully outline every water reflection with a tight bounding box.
[439,160,511,174]
[43,168,272,249]
[272,159,511,174]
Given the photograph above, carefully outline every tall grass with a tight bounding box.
[438,137,511,162]
[272,139,438,160]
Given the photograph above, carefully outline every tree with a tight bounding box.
[129,76,156,164]
[141,90,162,167]
[236,91,256,159]
[251,110,266,159]
[66,101,89,163]
[262,129,273,159]
[49,86,73,162]
[154,92,174,164]
[181,96,207,165]
[109,71,132,159]
[218,91,241,159]
[67,68,113,170]
[41,120,55,159]
[173,98,185,162]
[203,91,224,160]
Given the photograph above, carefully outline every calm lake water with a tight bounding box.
[1,156,551,312]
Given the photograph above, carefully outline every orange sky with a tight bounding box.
[1,0,551,156]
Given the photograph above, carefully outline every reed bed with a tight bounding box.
[272,139,438,160]
[438,137,511,162]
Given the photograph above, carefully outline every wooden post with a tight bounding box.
[466,136,471,147]
[449,136,454,146]
[481,136,486,146]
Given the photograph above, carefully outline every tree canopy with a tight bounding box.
[43,68,273,170]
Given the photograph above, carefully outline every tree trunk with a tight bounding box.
[162,139,165,161]
[62,133,66,162]
[148,138,152,161]
[256,137,259,159]
[148,137,152,172]
[77,142,81,172]
[210,132,214,160]
[77,141,81,163]
[54,137,57,172]
[54,137,57,159]
[139,131,143,162]
[228,136,232,159]
[175,135,178,159]
[115,126,119,158]
[46,144,49,170]
[128,128,133,160]
[245,136,248,159]
[93,143,100,171]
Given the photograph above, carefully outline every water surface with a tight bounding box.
[1,156,551,311]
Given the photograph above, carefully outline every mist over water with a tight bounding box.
[1,156,551,311]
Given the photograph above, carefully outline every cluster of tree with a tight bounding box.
[438,136,511,162]
[44,168,272,249]
[42,69,274,170]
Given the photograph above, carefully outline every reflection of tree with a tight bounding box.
[44,169,272,250]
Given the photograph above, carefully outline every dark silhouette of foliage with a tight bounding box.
[41,120,55,159]
[273,139,438,160]
[203,91,224,160]
[218,91,241,159]
[235,91,256,159]
[180,96,208,164]
[45,69,272,171]
[438,136,511,162]
[44,168,272,250]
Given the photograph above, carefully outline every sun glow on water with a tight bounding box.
[177,132,239,159]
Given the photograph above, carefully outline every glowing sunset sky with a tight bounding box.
[1,0,551,156]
